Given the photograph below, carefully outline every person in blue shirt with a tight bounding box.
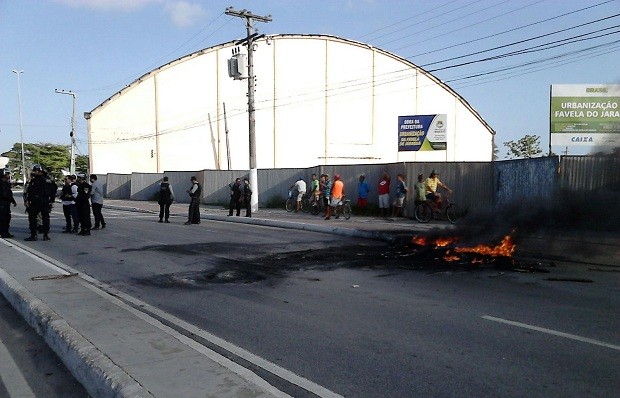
[391,173,408,218]
[357,174,370,215]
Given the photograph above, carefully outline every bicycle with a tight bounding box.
[340,198,352,220]
[285,190,310,213]
[414,196,461,224]
[310,193,326,216]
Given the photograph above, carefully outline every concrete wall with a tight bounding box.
[103,156,620,216]
[105,174,131,199]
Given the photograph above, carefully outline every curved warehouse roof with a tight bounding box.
[87,34,495,173]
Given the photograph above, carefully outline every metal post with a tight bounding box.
[225,7,271,212]
[12,70,27,184]
[55,89,77,175]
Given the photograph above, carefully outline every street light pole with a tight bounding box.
[55,89,77,175]
[12,70,27,184]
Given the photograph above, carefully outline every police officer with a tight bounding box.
[24,164,55,241]
[75,173,92,236]
[158,176,174,223]
[0,169,17,238]
[184,176,201,225]
[227,178,242,217]
[242,177,252,217]
[60,175,78,233]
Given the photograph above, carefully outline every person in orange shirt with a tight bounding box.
[325,174,344,220]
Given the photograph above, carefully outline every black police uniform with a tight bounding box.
[242,181,252,217]
[228,181,242,216]
[25,173,55,239]
[158,182,173,222]
[75,179,92,235]
[0,177,17,238]
[187,181,201,224]
[60,182,77,232]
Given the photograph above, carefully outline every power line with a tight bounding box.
[392,0,548,52]
[408,0,617,58]
[375,0,512,48]
[426,27,620,72]
[420,13,620,67]
[355,0,462,41]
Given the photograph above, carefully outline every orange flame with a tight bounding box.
[412,235,459,247]
[414,234,517,263]
[443,254,461,262]
[454,235,516,258]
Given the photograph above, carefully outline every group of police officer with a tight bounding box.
[0,164,99,241]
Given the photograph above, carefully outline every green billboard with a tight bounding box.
[550,84,620,147]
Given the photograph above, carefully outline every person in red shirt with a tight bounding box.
[378,172,390,217]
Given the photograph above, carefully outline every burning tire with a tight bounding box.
[446,204,461,224]
[414,203,433,223]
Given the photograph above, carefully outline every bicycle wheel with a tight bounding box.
[310,203,320,215]
[343,204,351,220]
[446,204,461,224]
[301,197,311,213]
[414,203,433,223]
[285,198,294,212]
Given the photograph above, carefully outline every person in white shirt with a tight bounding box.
[90,174,106,230]
[290,177,307,212]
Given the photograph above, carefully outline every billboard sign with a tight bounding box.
[398,114,447,151]
[550,84,620,147]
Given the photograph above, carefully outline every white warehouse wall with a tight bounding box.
[87,35,494,174]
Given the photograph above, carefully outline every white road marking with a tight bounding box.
[482,315,620,351]
[0,335,37,398]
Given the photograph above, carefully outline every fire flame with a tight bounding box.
[454,235,516,258]
[412,234,517,263]
[412,235,459,247]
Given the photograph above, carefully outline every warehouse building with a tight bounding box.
[86,34,495,174]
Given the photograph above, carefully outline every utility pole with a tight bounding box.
[225,7,271,212]
[12,70,27,184]
[55,89,77,175]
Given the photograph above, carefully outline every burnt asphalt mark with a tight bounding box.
[132,236,552,288]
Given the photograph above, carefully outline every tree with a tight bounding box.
[1,142,71,182]
[503,134,543,159]
[75,154,89,173]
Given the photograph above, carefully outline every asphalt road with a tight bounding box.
[4,204,620,398]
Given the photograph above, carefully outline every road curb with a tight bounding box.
[0,264,153,398]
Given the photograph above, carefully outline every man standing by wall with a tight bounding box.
[378,172,390,217]
[75,173,92,236]
[0,169,17,238]
[90,174,106,230]
[185,176,202,225]
[391,173,408,218]
[357,174,370,215]
[243,177,252,218]
[24,165,54,241]
[228,178,242,217]
[325,174,344,220]
[158,176,174,223]
[60,175,78,233]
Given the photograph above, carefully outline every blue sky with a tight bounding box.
[1,0,619,160]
